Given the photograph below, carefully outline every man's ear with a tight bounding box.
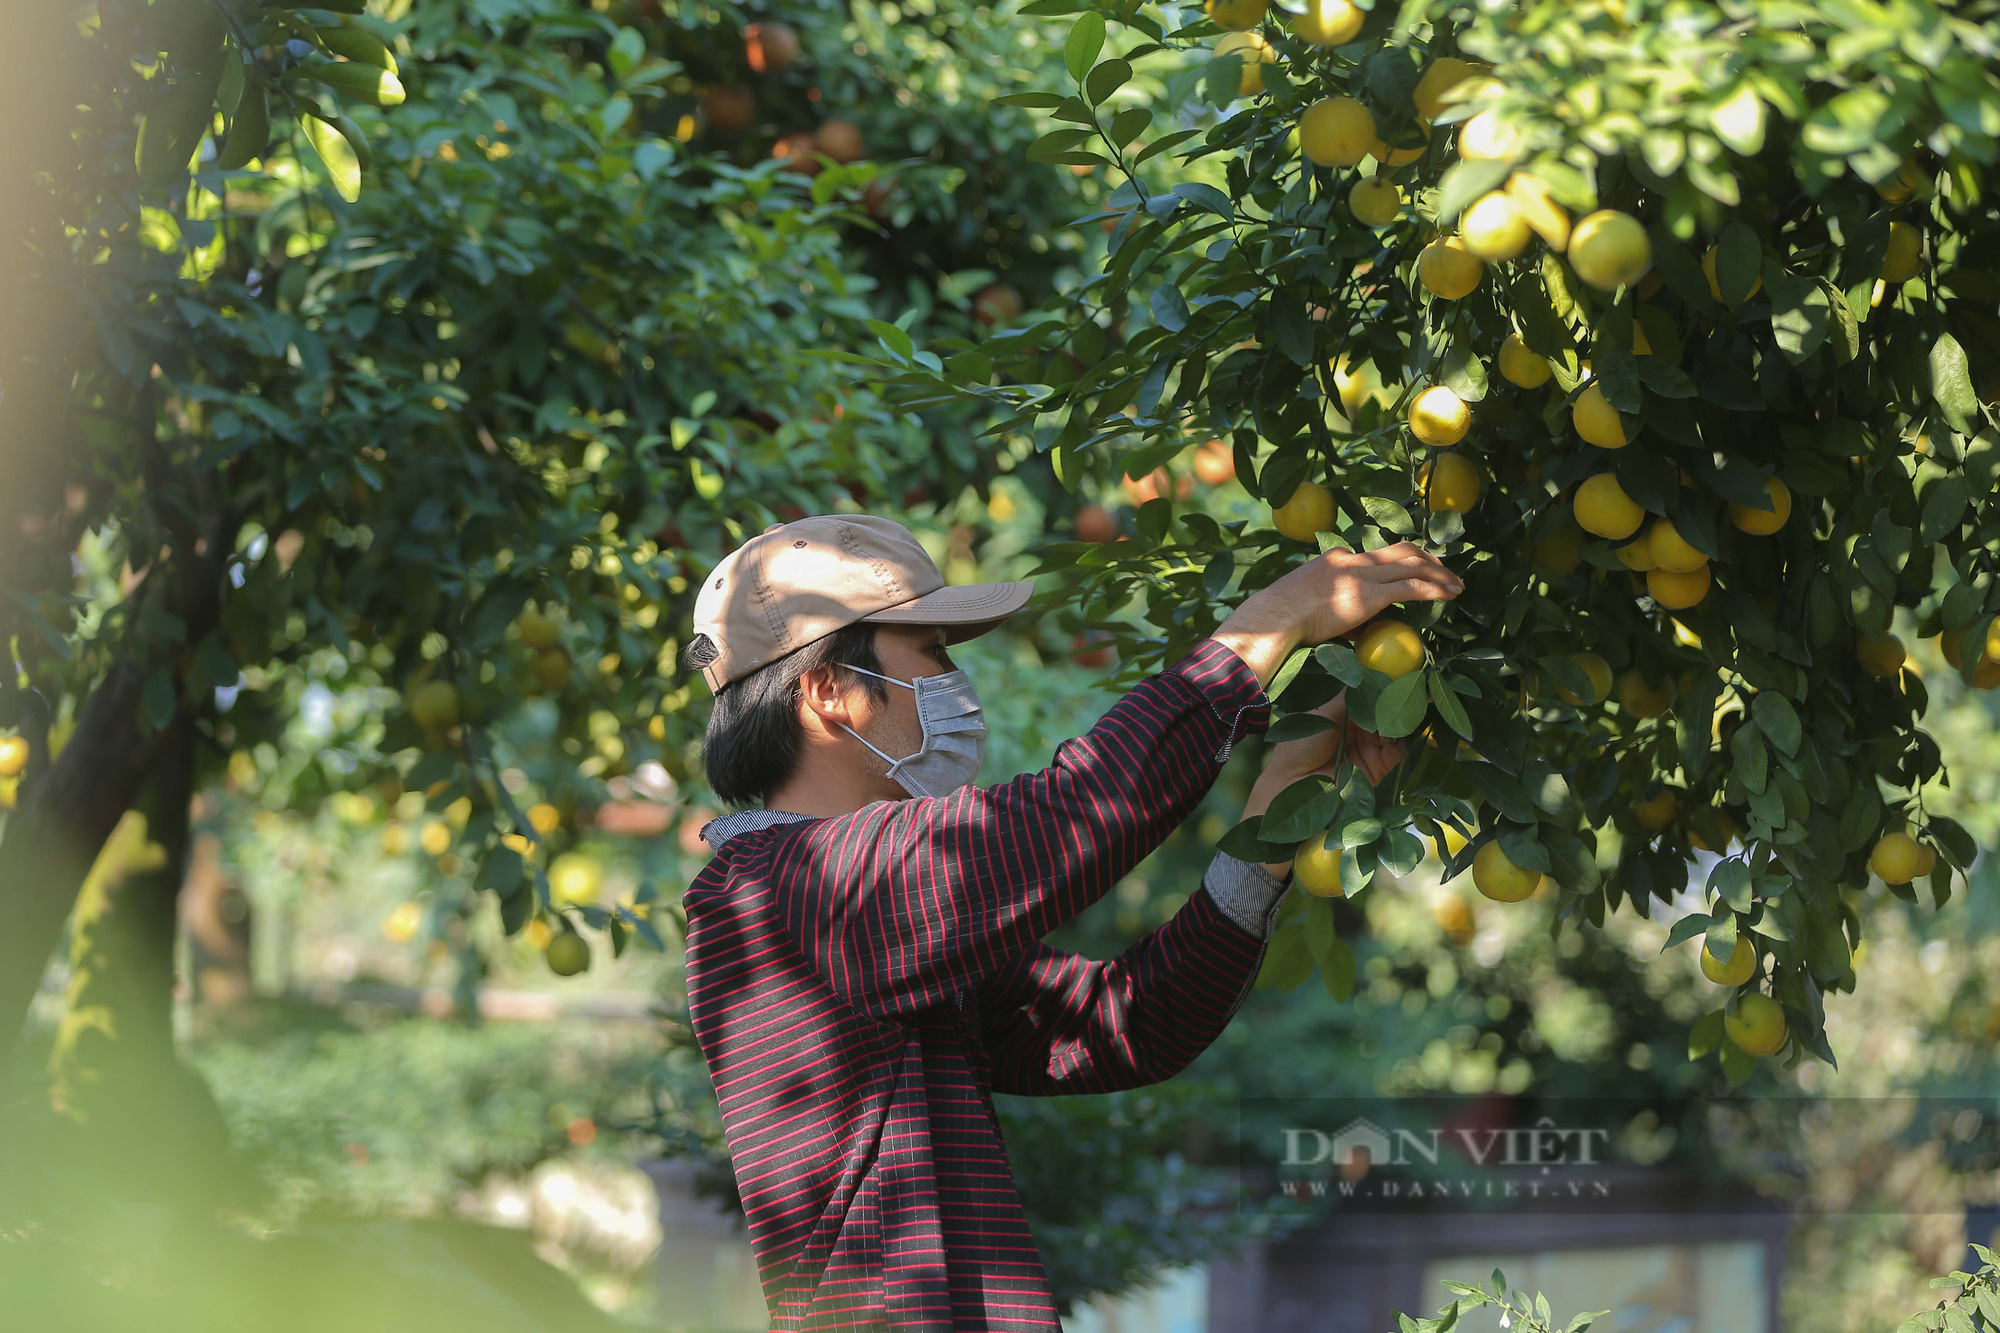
[796,663,854,736]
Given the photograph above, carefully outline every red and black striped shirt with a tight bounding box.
[683,638,1274,1332]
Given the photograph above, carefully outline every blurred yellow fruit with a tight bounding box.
[527,801,563,835]
[1349,177,1404,227]
[1412,57,1481,120]
[1725,993,1788,1056]
[1882,222,1921,283]
[1534,522,1585,575]
[1293,831,1346,897]
[1408,385,1471,446]
[1498,333,1551,388]
[518,607,562,649]
[1292,0,1363,45]
[1505,172,1570,249]
[1368,122,1431,165]
[1456,108,1521,162]
[419,821,452,857]
[545,931,591,977]
[1417,236,1484,298]
[1214,31,1276,95]
[1701,934,1756,986]
[1728,477,1792,535]
[1574,473,1644,539]
[1572,383,1627,448]
[533,648,572,691]
[1648,518,1708,574]
[1558,652,1613,706]
[1355,620,1425,679]
[549,851,605,905]
[1567,210,1652,290]
[1460,190,1529,259]
[1647,565,1711,609]
[1331,355,1391,414]
[1417,453,1482,512]
[381,824,411,855]
[1634,788,1680,833]
[383,901,424,944]
[0,736,27,778]
[1300,96,1376,167]
[410,680,460,730]
[1472,841,1542,902]
[1618,670,1676,718]
[1856,634,1905,679]
[1206,0,1268,28]
[1272,480,1335,541]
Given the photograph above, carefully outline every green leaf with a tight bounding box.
[1921,472,1971,543]
[1317,642,1365,687]
[1688,1009,1725,1059]
[1064,12,1106,84]
[1428,671,1473,739]
[1766,265,1830,364]
[1320,936,1356,1002]
[1027,127,1095,161]
[993,92,1066,108]
[1433,159,1511,226]
[1751,693,1800,756]
[1497,826,1551,875]
[1265,712,1338,742]
[1109,106,1153,147]
[1713,221,1761,306]
[1464,764,1538,824]
[1259,773,1343,842]
[1372,671,1429,739]
[1219,816,1299,864]
[1268,645,1312,700]
[1931,333,1981,436]
[304,113,362,202]
[1085,58,1131,104]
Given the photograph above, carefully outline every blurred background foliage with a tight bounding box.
[7,0,2000,1329]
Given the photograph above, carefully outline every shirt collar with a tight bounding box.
[700,808,813,850]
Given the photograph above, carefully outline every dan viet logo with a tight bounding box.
[1272,1114,1618,1206]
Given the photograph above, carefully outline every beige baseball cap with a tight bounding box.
[688,514,1033,693]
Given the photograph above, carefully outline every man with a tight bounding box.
[680,513,1462,1333]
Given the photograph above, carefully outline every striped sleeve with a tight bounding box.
[760,637,1270,1019]
[967,878,1273,1096]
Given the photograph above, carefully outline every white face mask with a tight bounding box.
[835,662,986,800]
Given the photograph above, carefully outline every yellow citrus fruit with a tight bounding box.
[1417,453,1482,512]
[1687,805,1738,852]
[518,607,562,649]
[380,824,411,855]
[1412,57,1481,120]
[383,901,424,944]
[1875,158,1925,204]
[1369,122,1431,165]
[1214,31,1277,95]
[1497,332,1551,388]
[1574,473,1644,539]
[1882,221,1921,283]
[1460,190,1529,260]
[1728,477,1792,535]
[1505,172,1571,249]
[419,820,453,857]
[1856,633,1906,679]
[1725,993,1788,1057]
[1648,518,1708,574]
[1331,356,1391,414]
[545,931,591,977]
[1206,0,1268,28]
[1634,788,1680,833]
[1534,522,1585,575]
[1915,840,1937,876]
[0,736,26,778]
[1869,830,1923,884]
[1292,0,1363,45]
[1567,209,1652,291]
[1350,177,1404,227]
[533,648,572,691]
[1417,235,1484,299]
[1355,619,1425,679]
[527,801,563,835]
[1571,382,1628,448]
[1300,96,1376,167]
[1408,385,1471,446]
[1617,532,1658,571]
[410,680,461,730]
[1293,830,1346,897]
[1456,107,1522,162]
[1702,245,1762,303]
[1272,479,1335,541]
[549,851,604,905]
[1647,565,1711,609]
[1701,935,1757,986]
[1558,652,1613,706]
[1472,841,1543,903]
[1617,670,1676,718]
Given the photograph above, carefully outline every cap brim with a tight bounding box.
[861,581,1034,643]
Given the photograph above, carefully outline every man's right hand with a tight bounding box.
[1209,542,1465,692]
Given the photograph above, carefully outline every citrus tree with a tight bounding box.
[0,0,1102,1050]
[859,0,2000,1081]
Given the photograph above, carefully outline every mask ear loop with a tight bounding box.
[831,663,919,767]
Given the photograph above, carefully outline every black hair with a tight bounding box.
[687,623,888,809]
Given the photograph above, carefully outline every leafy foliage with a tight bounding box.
[864,0,2000,1078]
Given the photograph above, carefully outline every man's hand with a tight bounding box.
[1209,542,1464,691]
[1238,691,1406,880]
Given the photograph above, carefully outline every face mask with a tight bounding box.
[835,663,986,800]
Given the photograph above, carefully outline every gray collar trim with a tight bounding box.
[701,808,814,850]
